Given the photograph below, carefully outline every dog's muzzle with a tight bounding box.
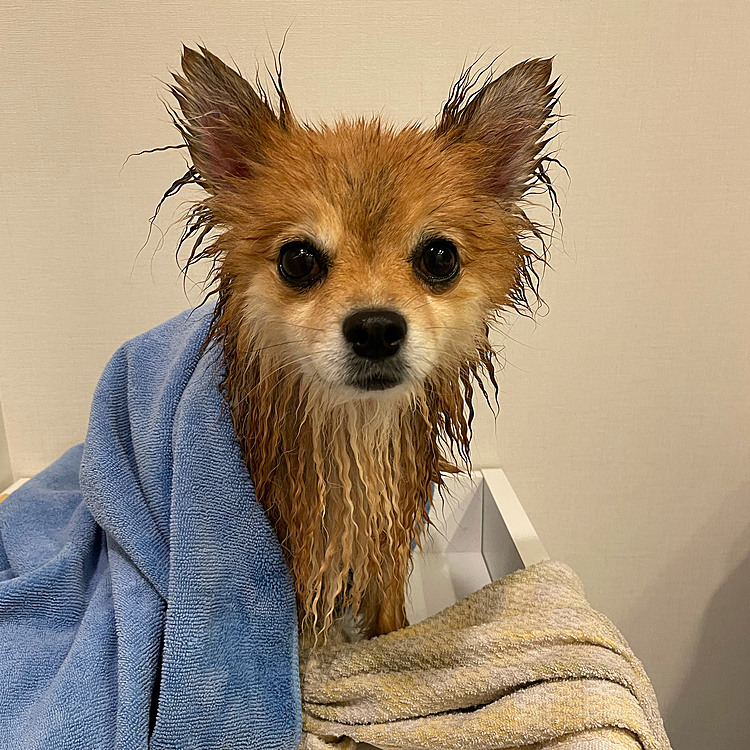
[342,308,407,390]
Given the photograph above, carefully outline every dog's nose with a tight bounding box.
[343,309,407,360]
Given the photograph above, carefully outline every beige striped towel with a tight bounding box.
[299,561,671,750]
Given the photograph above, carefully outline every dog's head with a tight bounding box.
[170,47,558,405]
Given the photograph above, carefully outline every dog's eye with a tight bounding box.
[413,238,460,286]
[278,241,327,288]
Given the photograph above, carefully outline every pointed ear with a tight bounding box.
[437,58,558,200]
[170,46,282,191]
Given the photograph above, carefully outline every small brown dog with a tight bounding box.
[166,47,559,642]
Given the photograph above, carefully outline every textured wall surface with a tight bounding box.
[0,407,11,493]
[1,1,749,746]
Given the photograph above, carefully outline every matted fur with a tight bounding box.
[152,47,561,641]
[222,300,494,639]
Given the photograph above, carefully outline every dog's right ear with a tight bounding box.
[170,46,282,191]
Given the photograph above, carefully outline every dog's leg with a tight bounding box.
[365,579,408,637]
[375,591,408,636]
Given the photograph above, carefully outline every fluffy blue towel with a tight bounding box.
[0,307,302,749]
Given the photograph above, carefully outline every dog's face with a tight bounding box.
[172,48,556,402]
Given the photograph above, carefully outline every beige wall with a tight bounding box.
[0,405,11,493]
[2,1,748,745]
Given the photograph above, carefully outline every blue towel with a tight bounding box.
[0,307,302,750]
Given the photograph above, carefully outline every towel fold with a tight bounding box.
[299,561,671,750]
[0,307,302,750]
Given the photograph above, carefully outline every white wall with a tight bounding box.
[2,2,748,746]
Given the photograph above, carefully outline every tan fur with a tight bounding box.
[165,48,560,642]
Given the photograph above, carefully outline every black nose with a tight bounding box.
[343,309,407,360]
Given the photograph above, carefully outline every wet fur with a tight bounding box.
[160,47,560,642]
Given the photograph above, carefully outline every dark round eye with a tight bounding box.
[413,238,460,285]
[278,241,327,288]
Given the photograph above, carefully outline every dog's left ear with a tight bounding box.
[437,58,558,200]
